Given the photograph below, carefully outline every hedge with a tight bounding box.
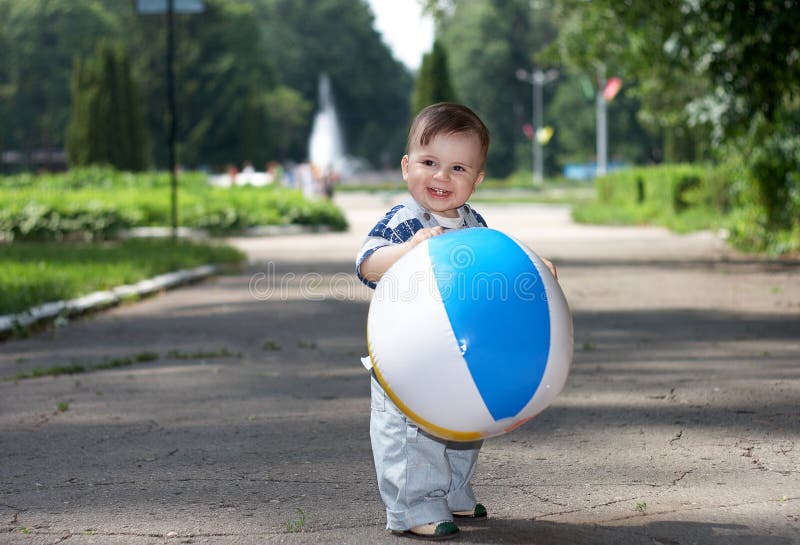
[0,166,348,241]
[592,163,733,212]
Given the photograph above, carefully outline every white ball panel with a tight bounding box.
[368,242,496,434]
[511,235,574,418]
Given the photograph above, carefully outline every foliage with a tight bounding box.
[0,167,348,241]
[542,0,798,163]
[0,0,412,171]
[575,160,800,255]
[0,238,245,315]
[411,40,458,116]
[131,0,280,168]
[675,0,799,133]
[591,164,723,212]
[547,0,800,254]
[66,40,147,170]
[9,352,158,381]
[283,508,306,533]
[428,0,558,177]
[253,0,413,167]
[572,164,733,233]
[0,0,121,167]
[260,86,313,161]
[540,1,713,164]
[723,121,800,254]
[547,69,659,166]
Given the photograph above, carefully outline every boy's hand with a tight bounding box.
[409,226,445,247]
[359,227,445,284]
[541,257,558,280]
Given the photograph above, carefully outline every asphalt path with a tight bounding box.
[1,192,798,544]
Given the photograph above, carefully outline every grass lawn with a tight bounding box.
[0,239,245,315]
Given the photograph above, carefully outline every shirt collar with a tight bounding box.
[403,196,467,227]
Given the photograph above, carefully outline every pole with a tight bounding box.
[533,71,544,185]
[517,67,557,186]
[166,0,178,238]
[596,64,607,177]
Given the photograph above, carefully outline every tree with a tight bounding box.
[411,39,458,116]
[130,0,279,168]
[548,0,800,239]
[66,41,147,170]
[261,85,312,162]
[540,1,713,164]
[429,0,557,177]
[0,0,120,170]
[3,0,416,172]
[255,0,413,167]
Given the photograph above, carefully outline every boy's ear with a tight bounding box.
[401,155,410,181]
[472,171,485,192]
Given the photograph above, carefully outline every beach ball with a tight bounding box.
[366,228,573,441]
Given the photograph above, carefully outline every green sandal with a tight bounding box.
[391,521,460,540]
[452,503,487,519]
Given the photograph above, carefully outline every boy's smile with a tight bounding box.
[401,132,485,218]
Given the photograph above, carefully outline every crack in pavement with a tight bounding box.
[671,469,693,485]
[595,496,800,524]
[537,496,641,518]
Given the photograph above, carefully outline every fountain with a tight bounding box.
[308,74,345,174]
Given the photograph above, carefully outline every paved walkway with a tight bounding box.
[1,193,798,545]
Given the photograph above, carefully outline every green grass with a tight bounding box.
[165,347,242,360]
[262,340,282,351]
[7,352,160,381]
[0,239,245,315]
[572,201,723,233]
[283,509,306,533]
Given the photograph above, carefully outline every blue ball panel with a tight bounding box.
[428,229,550,421]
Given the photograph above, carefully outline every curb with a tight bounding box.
[0,264,218,336]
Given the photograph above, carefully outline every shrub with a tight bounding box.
[574,160,800,255]
[576,163,732,231]
[594,164,726,212]
[715,127,800,255]
[0,168,348,241]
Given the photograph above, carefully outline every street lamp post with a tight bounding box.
[516,67,558,185]
[166,0,177,237]
[135,0,204,237]
[595,63,607,177]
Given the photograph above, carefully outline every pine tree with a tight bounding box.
[66,41,147,171]
[411,39,458,116]
[65,56,92,166]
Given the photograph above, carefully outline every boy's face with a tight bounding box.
[401,131,485,218]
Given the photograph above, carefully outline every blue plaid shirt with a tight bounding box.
[355,196,487,289]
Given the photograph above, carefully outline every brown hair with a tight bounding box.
[407,102,490,168]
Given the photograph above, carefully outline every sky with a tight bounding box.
[366,0,435,71]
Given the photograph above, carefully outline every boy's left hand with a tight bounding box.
[541,257,558,280]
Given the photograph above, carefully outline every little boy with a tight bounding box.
[355,103,491,540]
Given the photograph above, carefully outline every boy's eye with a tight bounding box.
[422,159,435,166]
[453,165,466,172]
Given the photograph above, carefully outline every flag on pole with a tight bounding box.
[536,126,554,145]
[603,77,623,101]
[523,124,534,140]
